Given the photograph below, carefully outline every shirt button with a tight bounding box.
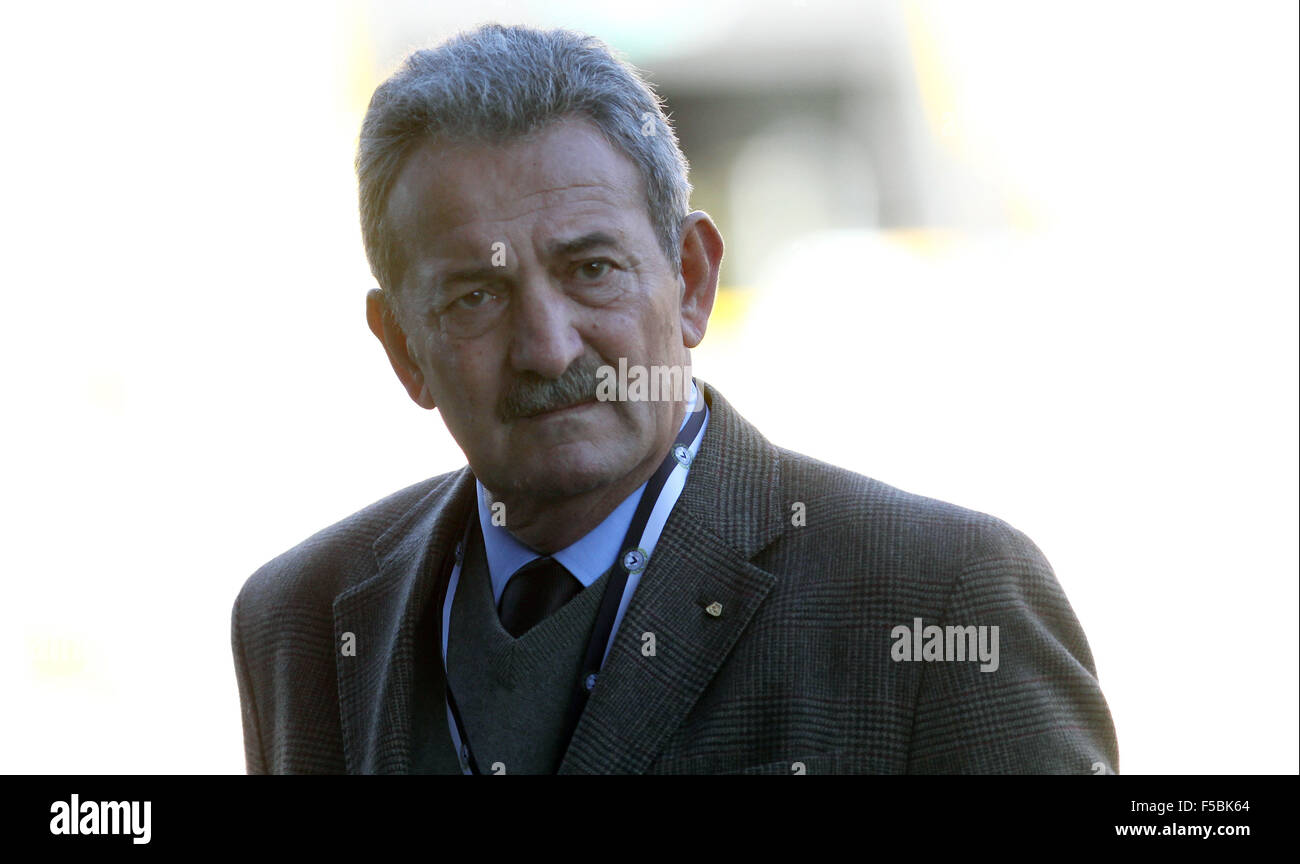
[584,673,598,692]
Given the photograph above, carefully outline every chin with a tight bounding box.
[481,441,640,502]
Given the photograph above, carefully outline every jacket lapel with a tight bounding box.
[559,381,785,773]
[333,467,476,773]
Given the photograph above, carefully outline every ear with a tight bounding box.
[366,288,437,410]
[677,211,723,348]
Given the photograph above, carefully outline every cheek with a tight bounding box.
[646,297,684,356]
[421,340,483,398]
[582,308,637,358]
[589,292,682,360]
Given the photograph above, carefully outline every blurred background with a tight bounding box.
[2,0,1295,774]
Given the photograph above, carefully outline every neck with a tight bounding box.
[494,464,657,554]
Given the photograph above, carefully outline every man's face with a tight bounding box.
[380,117,695,502]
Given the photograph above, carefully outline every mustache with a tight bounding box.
[498,354,606,421]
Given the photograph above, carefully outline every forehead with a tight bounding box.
[384,117,650,263]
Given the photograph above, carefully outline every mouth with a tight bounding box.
[517,397,599,421]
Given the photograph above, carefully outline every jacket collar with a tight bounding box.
[334,379,783,773]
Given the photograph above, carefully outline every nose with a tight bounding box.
[506,270,584,379]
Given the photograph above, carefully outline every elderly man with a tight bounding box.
[231,24,1119,774]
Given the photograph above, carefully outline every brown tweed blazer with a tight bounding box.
[232,380,1119,773]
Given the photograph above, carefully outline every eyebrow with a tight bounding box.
[546,231,622,259]
[438,266,500,290]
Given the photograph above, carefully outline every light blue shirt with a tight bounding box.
[475,380,709,663]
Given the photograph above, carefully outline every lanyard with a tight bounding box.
[436,401,708,774]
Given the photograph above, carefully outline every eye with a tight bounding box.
[451,289,497,310]
[575,259,613,281]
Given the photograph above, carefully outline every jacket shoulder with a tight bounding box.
[768,448,1115,773]
[235,470,462,616]
[773,446,1027,572]
[229,470,464,773]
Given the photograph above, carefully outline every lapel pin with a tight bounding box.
[705,601,723,618]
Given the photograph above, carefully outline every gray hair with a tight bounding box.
[356,24,693,293]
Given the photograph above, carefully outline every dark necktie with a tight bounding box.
[497,556,583,638]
